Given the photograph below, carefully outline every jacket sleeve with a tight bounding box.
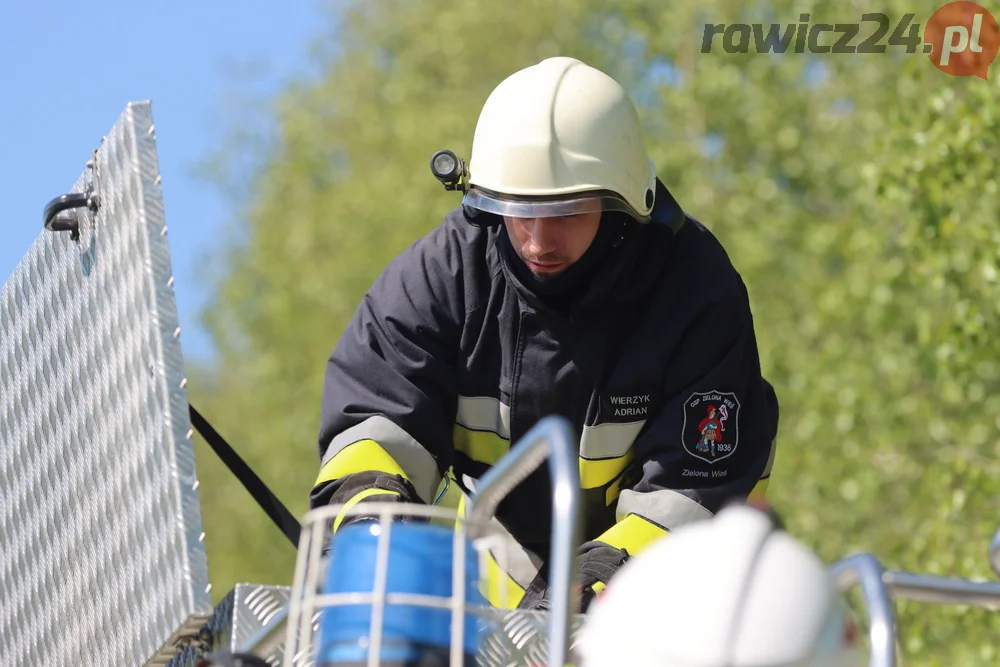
[309,226,465,525]
[582,271,779,577]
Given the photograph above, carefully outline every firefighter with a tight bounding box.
[309,56,779,612]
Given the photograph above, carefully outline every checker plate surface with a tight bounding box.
[0,102,211,666]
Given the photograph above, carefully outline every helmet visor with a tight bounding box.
[463,187,643,221]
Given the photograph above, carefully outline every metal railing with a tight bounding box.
[464,415,583,667]
[830,553,898,667]
[830,528,1000,667]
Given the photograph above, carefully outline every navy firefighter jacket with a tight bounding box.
[310,180,779,569]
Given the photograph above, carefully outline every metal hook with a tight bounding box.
[42,153,101,242]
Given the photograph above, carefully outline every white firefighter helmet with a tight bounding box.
[463,56,658,222]
[576,505,865,667]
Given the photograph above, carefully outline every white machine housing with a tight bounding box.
[577,505,866,667]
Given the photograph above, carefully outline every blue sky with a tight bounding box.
[0,1,328,363]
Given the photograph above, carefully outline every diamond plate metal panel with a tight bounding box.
[0,101,211,666]
[166,586,583,667]
[476,609,586,667]
[274,606,586,667]
[165,585,292,667]
[232,584,291,663]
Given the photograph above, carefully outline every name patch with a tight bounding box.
[609,394,651,417]
[600,389,659,423]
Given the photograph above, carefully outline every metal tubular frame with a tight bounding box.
[882,571,1000,609]
[268,415,581,667]
[831,532,1000,667]
[829,554,898,667]
[466,415,583,667]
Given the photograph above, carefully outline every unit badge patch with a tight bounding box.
[681,391,740,464]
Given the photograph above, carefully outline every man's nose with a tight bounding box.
[526,219,556,252]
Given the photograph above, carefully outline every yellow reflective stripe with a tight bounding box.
[749,477,769,500]
[332,487,401,532]
[579,452,633,489]
[591,581,607,596]
[606,470,628,506]
[455,486,525,608]
[314,439,408,486]
[482,557,526,608]
[319,417,441,503]
[453,480,524,608]
[455,490,467,532]
[596,513,667,557]
[453,424,509,466]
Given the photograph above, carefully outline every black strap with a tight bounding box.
[189,404,301,547]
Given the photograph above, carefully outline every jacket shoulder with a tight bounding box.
[380,205,481,266]
[370,206,493,314]
[672,215,747,301]
[634,214,751,329]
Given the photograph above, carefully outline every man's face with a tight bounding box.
[503,211,602,279]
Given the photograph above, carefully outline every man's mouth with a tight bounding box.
[527,260,566,273]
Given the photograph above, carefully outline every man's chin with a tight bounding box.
[531,269,567,281]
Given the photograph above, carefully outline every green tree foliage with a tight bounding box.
[187,0,1000,663]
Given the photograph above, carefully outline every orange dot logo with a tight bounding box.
[925,1,1000,79]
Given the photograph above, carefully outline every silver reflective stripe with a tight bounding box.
[457,397,645,459]
[479,514,542,589]
[579,420,646,459]
[456,395,511,438]
[616,488,714,529]
[321,416,441,504]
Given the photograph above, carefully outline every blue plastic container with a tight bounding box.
[316,521,485,666]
